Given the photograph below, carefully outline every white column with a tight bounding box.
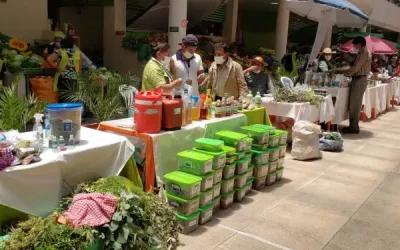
[275,0,290,61]
[359,25,367,32]
[168,0,188,53]
[114,0,126,34]
[223,0,239,43]
[322,25,332,48]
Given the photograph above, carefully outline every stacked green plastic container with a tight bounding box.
[274,130,288,182]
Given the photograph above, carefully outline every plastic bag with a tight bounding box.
[292,121,322,160]
[319,132,343,152]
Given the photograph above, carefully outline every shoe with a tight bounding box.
[342,127,360,134]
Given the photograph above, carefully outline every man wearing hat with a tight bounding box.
[318,48,336,72]
[44,31,64,58]
[171,34,204,96]
[244,56,275,96]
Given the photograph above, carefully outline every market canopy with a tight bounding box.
[286,0,369,28]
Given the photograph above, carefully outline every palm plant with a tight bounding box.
[59,71,129,122]
[0,83,45,131]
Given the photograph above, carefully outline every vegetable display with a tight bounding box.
[273,84,324,106]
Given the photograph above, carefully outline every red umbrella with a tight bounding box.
[340,36,397,54]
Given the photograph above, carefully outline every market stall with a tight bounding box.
[0,127,135,218]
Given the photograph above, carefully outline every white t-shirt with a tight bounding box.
[172,52,204,96]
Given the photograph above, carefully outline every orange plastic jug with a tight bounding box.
[134,88,163,133]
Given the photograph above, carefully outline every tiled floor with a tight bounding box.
[178,108,400,250]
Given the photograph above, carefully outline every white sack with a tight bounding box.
[292,121,322,160]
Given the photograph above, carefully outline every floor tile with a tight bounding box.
[214,208,256,230]
[259,200,348,244]
[329,219,400,250]
[219,234,282,250]
[336,152,398,173]
[353,200,400,231]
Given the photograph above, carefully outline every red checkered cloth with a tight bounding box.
[62,193,118,228]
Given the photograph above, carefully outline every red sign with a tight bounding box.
[181,19,188,29]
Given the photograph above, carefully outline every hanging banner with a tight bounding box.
[307,9,333,67]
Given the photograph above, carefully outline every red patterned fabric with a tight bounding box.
[62,193,118,228]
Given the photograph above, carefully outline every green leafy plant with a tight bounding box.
[0,83,45,131]
[273,85,324,107]
[59,69,129,122]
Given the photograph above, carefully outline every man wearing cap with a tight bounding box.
[44,31,64,58]
[243,56,275,96]
[171,34,204,96]
[318,48,335,72]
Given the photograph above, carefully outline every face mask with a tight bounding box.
[254,69,261,74]
[353,48,359,53]
[374,59,378,63]
[183,52,193,59]
[162,56,171,68]
[55,42,61,48]
[214,56,224,65]
[325,55,332,61]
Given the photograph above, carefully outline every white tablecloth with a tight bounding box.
[362,84,390,118]
[261,95,335,123]
[100,115,248,185]
[0,127,135,216]
[389,78,400,101]
[323,87,349,125]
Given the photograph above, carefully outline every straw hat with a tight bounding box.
[251,56,268,66]
[320,48,336,55]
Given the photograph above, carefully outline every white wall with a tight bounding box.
[103,6,145,76]
[0,0,48,43]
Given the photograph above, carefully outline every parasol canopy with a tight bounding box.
[340,36,398,54]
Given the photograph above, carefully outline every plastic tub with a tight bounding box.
[222,145,236,157]
[251,124,276,135]
[192,148,226,169]
[166,193,200,216]
[235,151,246,160]
[223,163,236,180]
[213,196,221,213]
[245,153,253,165]
[253,176,267,190]
[194,138,224,152]
[221,176,235,194]
[279,144,287,158]
[225,155,237,164]
[164,171,202,199]
[245,137,253,153]
[234,172,247,188]
[199,189,213,207]
[266,171,277,186]
[177,150,214,176]
[220,190,234,209]
[246,164,254,180]
[269,147,280,161]
[252,143,269,151]
[251,149,270,165]
[246,177,254,194]
[213,167,223,184]
[240,126,269,144]
[278,157,285,168]
[46,103,83,144]
[200,170,215,191]
[269,160,278,173]
[234,185,247,202]
[276,130,289,145]
[276,167,284,181]
[213,182,221,198]
[236,156,249,174]
[253,163,269,178]
[215,130,248,151]
[178,211,200,234]
[268,134,280,148]
[199,203,213,225]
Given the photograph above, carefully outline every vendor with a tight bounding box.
[371,54,381,74]
[389,57,400,79]
[243,56,274,95]
[142,43,183,94]
[387,55,398,76]
[44,31,64,58]
[317,48,335,72]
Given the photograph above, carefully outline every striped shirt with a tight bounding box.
[345,46,371,76]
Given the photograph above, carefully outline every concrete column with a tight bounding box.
[359,25,367,32]
[322,25,332,48]
[168,0,187,53]
[114,0,126,34]
[275,0,290,61]
[223,0,239,43]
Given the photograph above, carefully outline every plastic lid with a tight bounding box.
[270,146,280,151]
[213,195,221,200]
[214,181,221,186]
[234,185,247,191]
[241,126,269,135]
[236,156,249,164]
[46,103,83,110]
[195,138,224,147]
[254,163,269,168]
[164,171,202,186]
[199,203,213,212]
[235,171,247,177]
[251,149,271,154]
[245,137,254,142]
[246,177,255,183]
[192,148,226,157]
[216,130,248,141]
[221,190,234,197]
[277,167,285,170]
[248,164,254,169]
[222,145,236,154]
[177,211,200,221]
[191,95,200,102]
[224,163,235,168]
[251,124,276,131]
[200,170,215,178]
[275,129,289,135]
[268,171,277,175]
[222,176,235,182]
[177,150,214,161]
[201,188,213,195]
[166,192,199,203]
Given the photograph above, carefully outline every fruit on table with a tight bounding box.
[8,38,28,52]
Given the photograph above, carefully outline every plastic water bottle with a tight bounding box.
[255,92,262,108]
[59,136,65,149]
[68,135,75,149]
[51,136,58,152]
